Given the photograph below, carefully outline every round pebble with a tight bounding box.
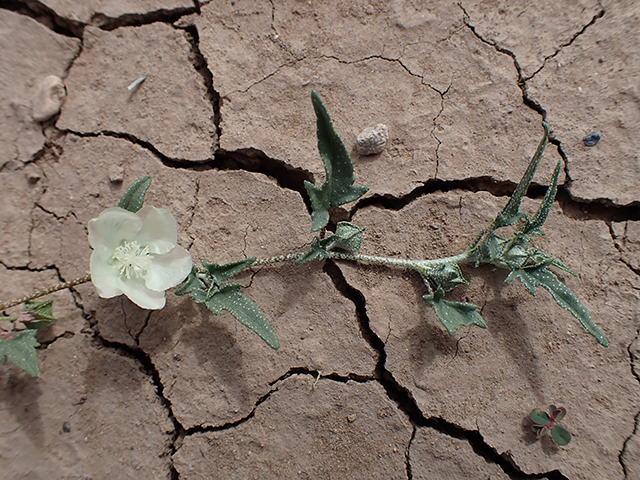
[356,124,388,155]
[583,131,601,147]
[62,421,71,432]
[32,75,66,122]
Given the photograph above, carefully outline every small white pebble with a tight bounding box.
[356,123,388,155]
[32,75,66,122]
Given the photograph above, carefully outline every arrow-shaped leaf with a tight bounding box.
[205,284,279,349]
[494,122,550,229]
[521,160,562,236]
[118,175,152,213]
[0,330,41,377]
[506,265,608,346]
[304,90,369,231]
[201,257,256,284]
[422,287,487,335]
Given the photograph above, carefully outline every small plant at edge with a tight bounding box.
[530,405,572,445]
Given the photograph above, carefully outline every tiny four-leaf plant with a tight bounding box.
[530,405,572,446]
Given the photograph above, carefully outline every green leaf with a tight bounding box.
[0,330,41,377]
[418,263,468,292]
[508,265,608,347]
[494,122,550,229]
[423,287,487,336]
[530,409,551,426]
[528,251,576,276]
[205,284,279,349]
[304,91,369,231]
[21,300,56,330]
[532,425,547,438]
[505,268,538,296]
[295,237,332,265]
[550,405,566,422]
[117,175,152,213]
[551,425,571,445]
[175,266,207,297]
[201,257,256,284]
[521,160,562,236]
[333,222,365,252]
[295,223,365,265]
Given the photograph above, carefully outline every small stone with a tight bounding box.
[108,165,125,183]
[32,75,66,122]
[62,421,71,432]
[347,413,357,423]
[356,124,388,155]
[583,131,601,147]
[24,165,41,184]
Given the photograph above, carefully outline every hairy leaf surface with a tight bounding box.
[204,284,279,349]
[118,175,152,213]
[304,91,369,231]
[506,265,608,346]
[0,330,40,377]
[423,287,487,335]
[494,122,549,229]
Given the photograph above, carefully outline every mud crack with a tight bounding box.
[174,22,221,150]
[323,259,571,479]
[89,332,184,480]
[0,0,84,37]
[620,328,640,477]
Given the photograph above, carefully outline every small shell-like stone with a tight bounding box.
[356,124,388,155]
[32,75,66,122]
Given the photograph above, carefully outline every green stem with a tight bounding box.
[0,274,92,310]
[250,249,475,275]
[327,251,473,272]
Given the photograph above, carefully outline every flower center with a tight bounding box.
[112,241,154,279]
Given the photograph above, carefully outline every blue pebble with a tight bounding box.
[583,132,601,147]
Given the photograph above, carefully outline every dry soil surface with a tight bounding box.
[1,1,639,479]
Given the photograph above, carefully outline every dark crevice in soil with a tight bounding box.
[524,7,606,82]
[620,329,640,477]
[91,6,197,31]
[62,128,209,164]
[61,130,313,203]
[0,0,84,37]
[213,148,314,210]
[349,170,639,225]
[174,23,221,152]
[89,332,184,480]
[405,426,416,480]
[459,3,547,121]
[323,259,568,480]
[269,366,374,386]
[181,369,373,437]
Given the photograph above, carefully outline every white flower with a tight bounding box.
[88,206,192,309]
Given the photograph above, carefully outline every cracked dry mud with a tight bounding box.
[0,0,639,479]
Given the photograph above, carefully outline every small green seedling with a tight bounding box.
[530,405,572,445]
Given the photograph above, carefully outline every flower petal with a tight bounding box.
[145,246,193,291]
[121,277,167,309]
[89,245,123,298]
[136,206,178,254]
[88,207,142,250]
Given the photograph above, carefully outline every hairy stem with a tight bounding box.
[0,274,92,310]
